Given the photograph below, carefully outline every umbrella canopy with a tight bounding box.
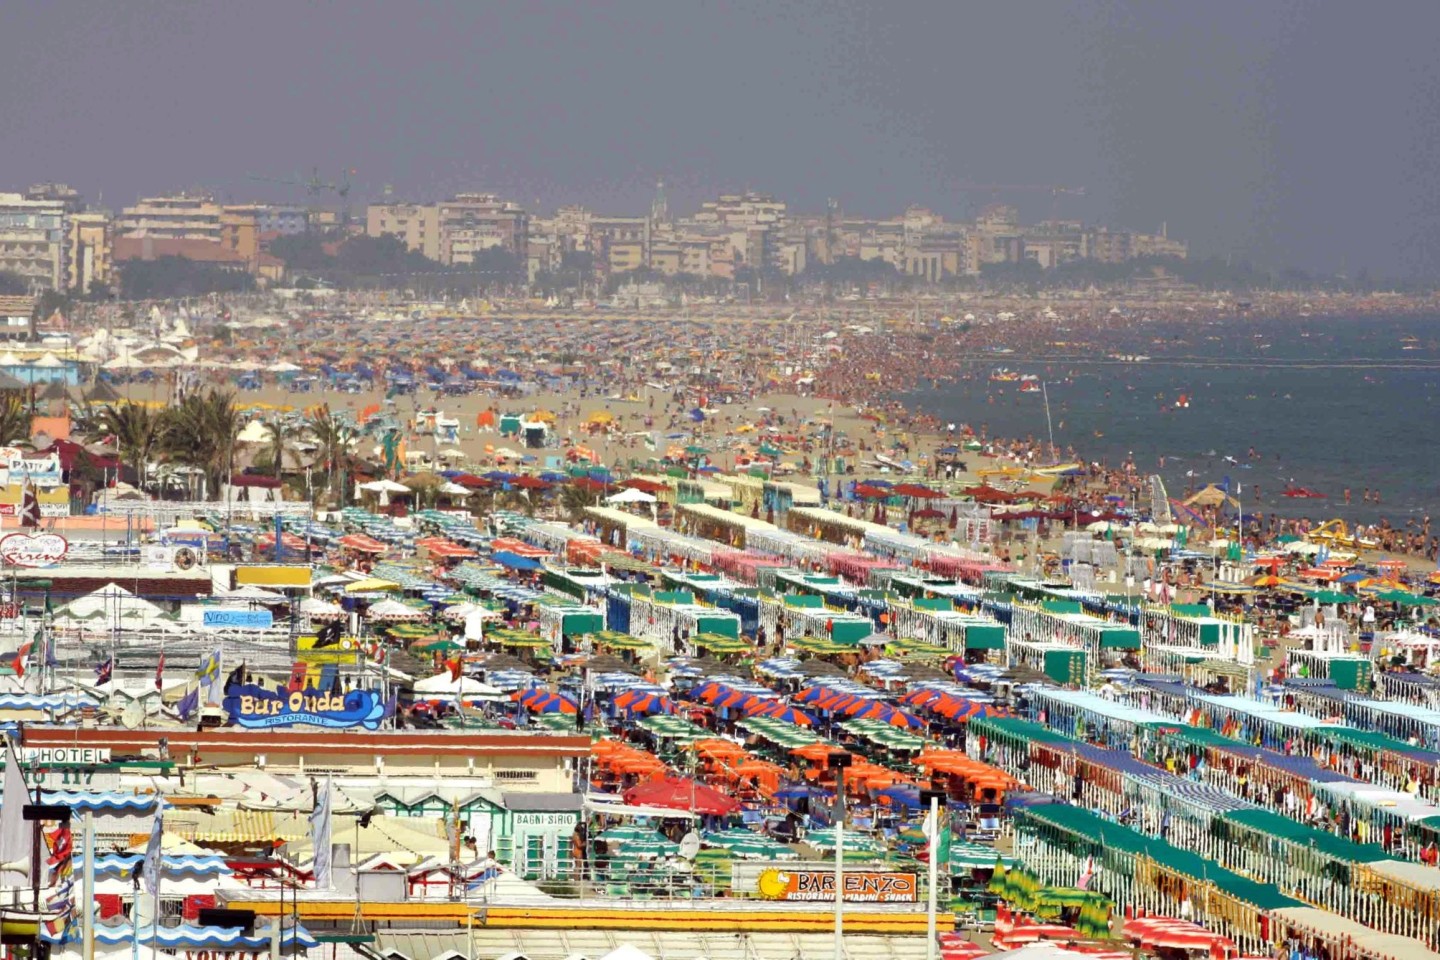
[623,777,741,816]
[607,487,657,504]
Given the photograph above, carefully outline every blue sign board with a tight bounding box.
[223,684,387,730]
[203,609,274,629]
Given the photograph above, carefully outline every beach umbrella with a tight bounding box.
[517,690,578,714]
[751,702,814,726]
[613,690,672,716]
[623,777,741,816]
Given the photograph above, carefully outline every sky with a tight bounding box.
[5,1,1440,276]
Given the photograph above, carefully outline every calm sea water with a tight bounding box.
[902,314,1440,525]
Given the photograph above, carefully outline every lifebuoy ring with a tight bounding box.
[174,547,198,571]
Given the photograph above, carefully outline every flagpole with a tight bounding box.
[82,810,95,960]
[151,809,162,958]
[926,793,939,960]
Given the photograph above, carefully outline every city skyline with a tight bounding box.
[5,3,1440,275]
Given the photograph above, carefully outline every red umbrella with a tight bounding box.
[893,483,944,498]
[511,475,552,490]
[623,777,741,816]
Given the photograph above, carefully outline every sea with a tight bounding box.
[901,313,1440,527]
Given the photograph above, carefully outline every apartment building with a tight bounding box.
[0,193,66,291]
[118,194,224,241]
[66,212,112,293]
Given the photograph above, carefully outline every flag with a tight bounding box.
[198,648,221,685]
[176,684,199,721]
[19,483,40,529]
[309,777,333,888]
[155,648,166,691]
[287,661,309,692]
[141,807,163,895]
[10,641,32,679]
[0,739,31,878]
[1077,854,1096,890]
[94,656,113,686]
[200,648,224,706]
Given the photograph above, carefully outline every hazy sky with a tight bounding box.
[5,1,1440,276]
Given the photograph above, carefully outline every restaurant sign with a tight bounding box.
[0,532,68,567]
[223,683,387,730]
[756,869,917,903]
[202,609,274,629]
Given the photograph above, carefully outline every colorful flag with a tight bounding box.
[11,641,32,679]
[155,648,166,691]
[94,656,113,686]
[176,685,199,721]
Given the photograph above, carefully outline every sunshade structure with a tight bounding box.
[612,689,674,716]
[1013,803,1300,955]
[636,714,708,742]
[514,687,578,714]
[365,599,428,622]
[338,533,389,554]
[701,828,797,860]
[591,739,668,781]
[491,550,543,571]
[623,777,741,816]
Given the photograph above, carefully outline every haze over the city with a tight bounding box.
[5,1,1440,275]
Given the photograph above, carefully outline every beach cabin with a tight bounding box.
[1010,601,1139,675]
[536,599,605,647]
[889,596,1006,659]
[582,504,657,549]
[1285,650,1373,690]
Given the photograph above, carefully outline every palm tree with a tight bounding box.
[159,389,240,498]
[94,402,158,487]
[558,483,599,521]
[0,395,31,448]
[262,418,303,479]
[306,404,354,506]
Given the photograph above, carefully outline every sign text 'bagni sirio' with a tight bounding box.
[222,683,387,730]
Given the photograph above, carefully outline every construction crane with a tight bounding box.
[247,166,356,227]
[954,183,1087,221]
[249,166,352,199]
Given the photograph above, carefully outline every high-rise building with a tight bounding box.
[0,193,66,292]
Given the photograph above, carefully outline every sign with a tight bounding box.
[202,609,274,630]
[7,454,62,486]
[235,565,311,588]
[756,869,917,903]
[223,683,386,730]
[21,747,112,765]
[512,812,577,828]
[0,502,70,519]
[144,545,175,571]
[0,532,69,567]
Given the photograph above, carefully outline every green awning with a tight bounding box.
[1217,808,1390,863]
